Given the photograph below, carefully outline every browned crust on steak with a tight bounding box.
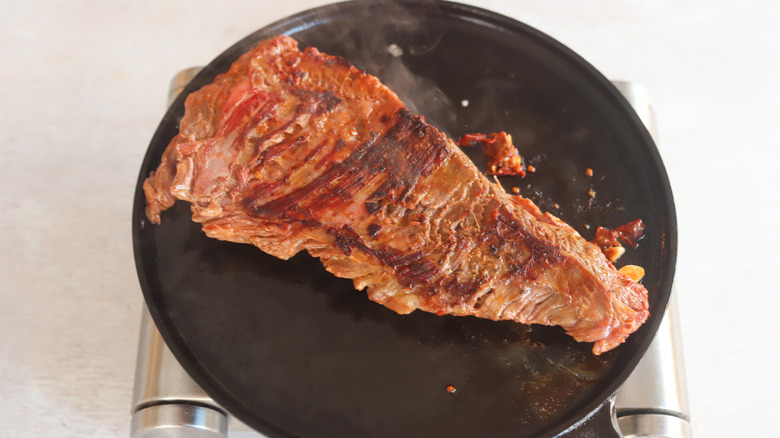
[144,35,649,354]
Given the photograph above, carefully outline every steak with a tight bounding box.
[144,35,649,354]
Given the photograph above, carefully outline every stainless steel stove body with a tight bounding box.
[131,69,692,438]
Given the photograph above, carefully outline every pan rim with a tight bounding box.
[132,1,677,436]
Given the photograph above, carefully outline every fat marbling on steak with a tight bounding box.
[144,35,649,354]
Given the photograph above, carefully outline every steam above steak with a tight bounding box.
[144,35,649,354]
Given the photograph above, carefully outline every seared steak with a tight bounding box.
[144,35,649,354]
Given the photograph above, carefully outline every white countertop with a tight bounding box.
[1,1,777,437]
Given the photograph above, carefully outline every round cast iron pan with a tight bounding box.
[133,1,677,437]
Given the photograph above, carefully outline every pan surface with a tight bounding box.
[133,1,676,437]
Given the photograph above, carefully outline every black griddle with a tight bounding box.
[133,2,677,437]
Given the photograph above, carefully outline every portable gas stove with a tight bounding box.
[130,66,691,438]
[130,3,692,434]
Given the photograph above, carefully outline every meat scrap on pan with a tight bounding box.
[457,132,527,177]
[144,35,649,355]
